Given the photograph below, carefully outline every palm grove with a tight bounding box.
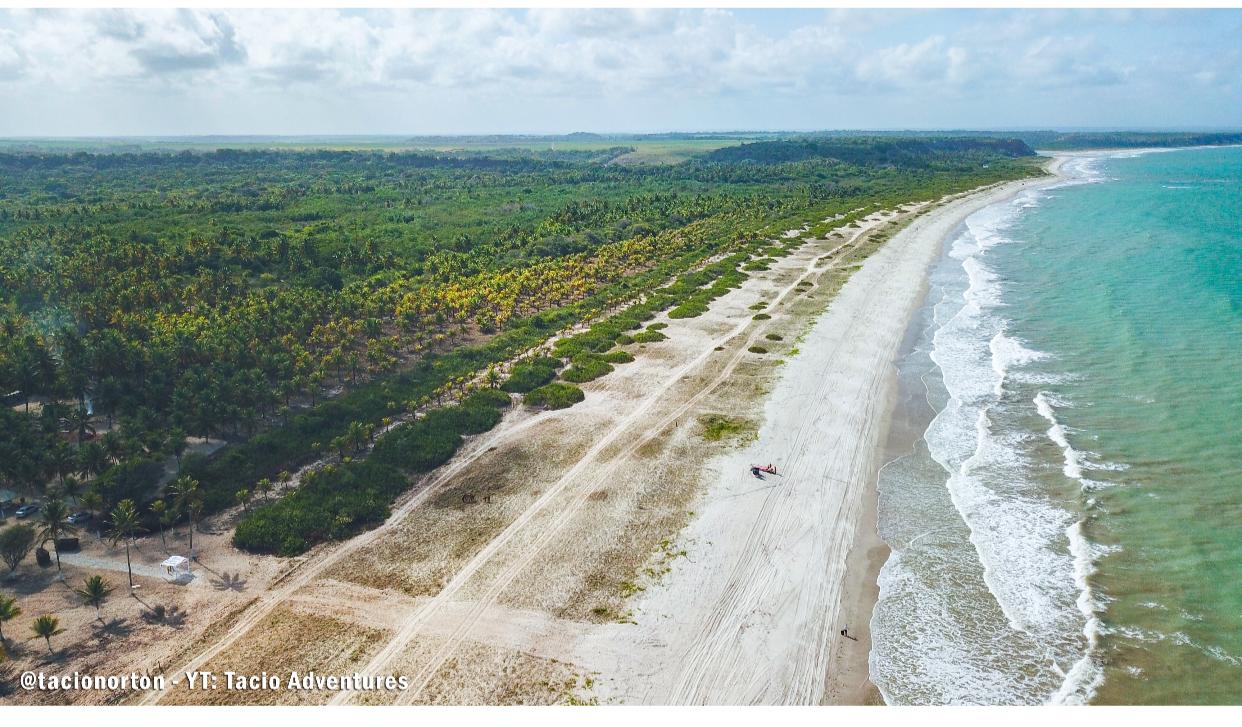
[0,138,1039,565]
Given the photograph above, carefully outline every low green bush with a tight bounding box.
[601,349,634,364]
[615,333,635,345]
[748,345,768,354]
[632,330,668,343]
[753,313,771,320]
[765,333,784,341]
[501,357,561,392]
[233,459,405,556]
[668,301,708,319]
[561,356,614,383]
[525,382,585,409]
[463,388,512,409]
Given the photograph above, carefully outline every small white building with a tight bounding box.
[161,555,193,583]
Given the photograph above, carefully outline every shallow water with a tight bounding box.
[872,147,1242,705]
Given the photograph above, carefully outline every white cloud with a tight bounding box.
[0,8,1235,134]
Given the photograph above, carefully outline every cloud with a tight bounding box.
[128,11,246,74]
[0,8,1236,134]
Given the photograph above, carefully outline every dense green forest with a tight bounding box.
[0,137,1039,554]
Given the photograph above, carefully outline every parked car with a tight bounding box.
[67,510,93,525]
[14,503,40,518]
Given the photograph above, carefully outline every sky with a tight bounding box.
[0,7,1239,136]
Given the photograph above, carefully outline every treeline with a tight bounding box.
[1014,131,1242,150]
[702,137,1036,165]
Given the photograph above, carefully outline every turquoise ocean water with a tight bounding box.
[871,147,1242,705]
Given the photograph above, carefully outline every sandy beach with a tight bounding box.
[581,160,1069,705]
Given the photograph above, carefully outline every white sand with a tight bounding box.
[585,166,1066,705]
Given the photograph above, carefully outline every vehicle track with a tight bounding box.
[665,215,916,704]
[335,218,890,705]
[142,213,884,706]
[137,404,562,704]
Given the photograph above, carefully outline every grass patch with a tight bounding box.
[749,302,768,310]
[699,414,755,442]
[632,329,667,343]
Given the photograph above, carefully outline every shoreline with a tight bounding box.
[854,155,1071,705]
[591,159,1073,706]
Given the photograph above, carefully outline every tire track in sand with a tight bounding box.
[335,219,886,705]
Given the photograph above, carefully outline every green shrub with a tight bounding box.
[632,330,668,343]
[424,402,504,436]
[233,459,405,555]
[749,302,768,310]
[748,345,768,354]
[370,419,462,471]
[615,333,635,345]
[668,301,708,319]
[765,333,784,341]
[646,322,668,331]
[501,357,560,392]
[561,356,614,383]
[463,388,512,409]
[601,349,635,364]
[753,313,771,320]
[525,383,585,409]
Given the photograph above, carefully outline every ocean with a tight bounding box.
[870,146,1242,705]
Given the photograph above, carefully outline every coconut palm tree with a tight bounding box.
[165,428,188,473]
[186,497,203,557]
[149,500,169,551]
[74,575,113,623]
[79,489,103,538]
[48,442,78,487]
[31,614,63,654]
[254,477,272,503]
[159,506,177,553]
[168,474,199,545]
[0,594,20,646]
[78,442,109,482]
[107,500,142,592]
[60,476,84,507]
[36,498,78,578]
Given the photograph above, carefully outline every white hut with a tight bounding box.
[162,555,193,583]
